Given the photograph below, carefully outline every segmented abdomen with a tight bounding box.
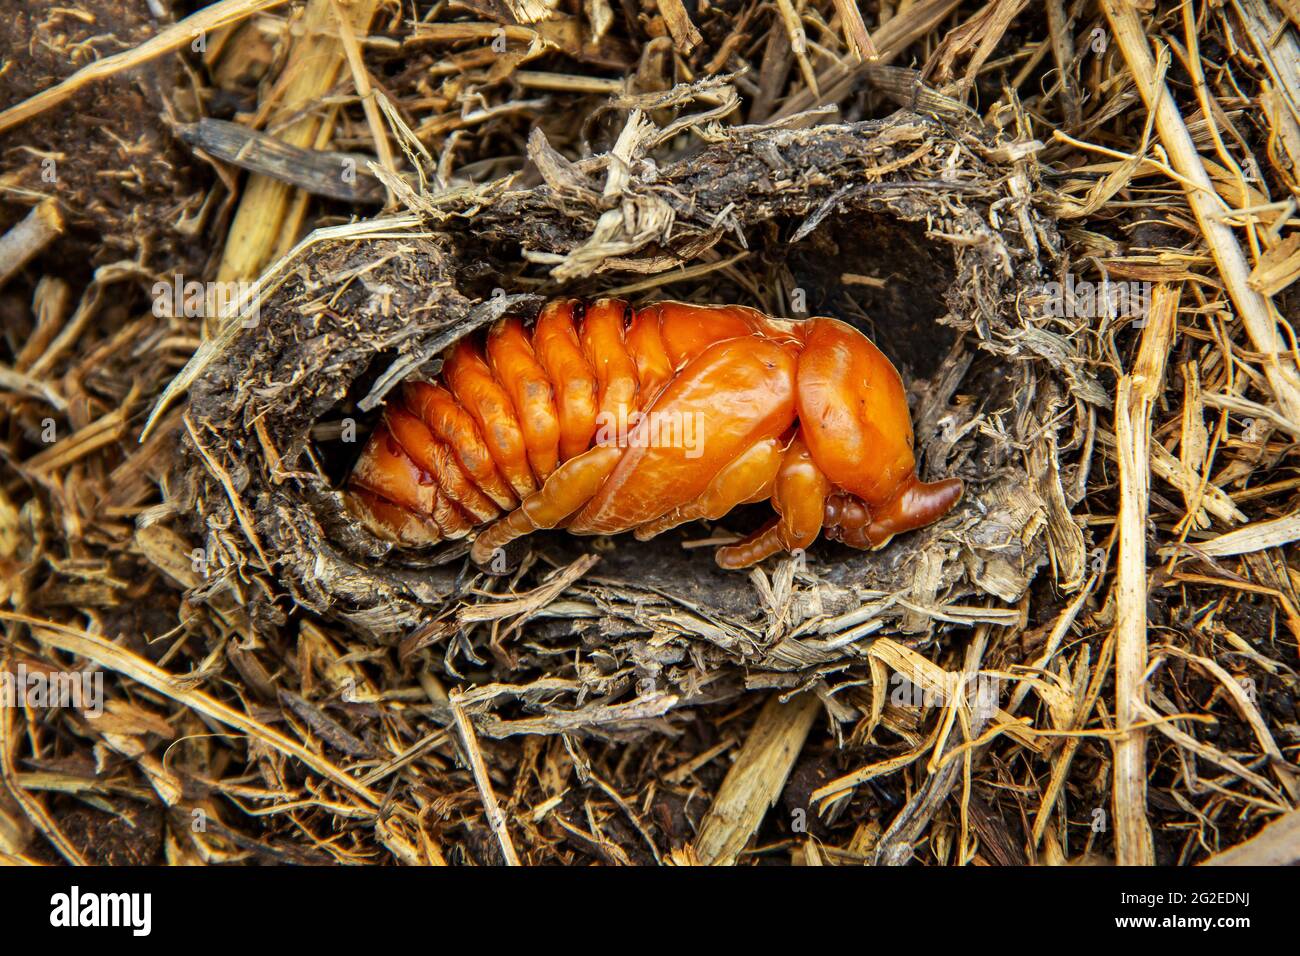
[345,298,802,546]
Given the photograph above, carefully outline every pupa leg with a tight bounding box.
[566,336,798,536]
[861,475,964,550]
[633,437,783,541]
[715,432,832,569]
[470,444,624,565]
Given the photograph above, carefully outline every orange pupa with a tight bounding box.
[344,298,963,570]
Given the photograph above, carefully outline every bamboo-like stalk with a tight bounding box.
[1100,0,1300,427]
[329,0,397,204]
[774,0,820,98]
[450,693,521,866]
[214,0,383,287]
[831,0,879,61]
[1111,282,1179,865]
[0,200,63,290]
[658,0,704,53]
[693,692,820,865]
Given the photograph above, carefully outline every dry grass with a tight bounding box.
[0,0,1298,866]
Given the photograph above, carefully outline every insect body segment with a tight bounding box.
[345,298,963,569]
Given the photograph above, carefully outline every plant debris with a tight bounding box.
[1,0,1298,867]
